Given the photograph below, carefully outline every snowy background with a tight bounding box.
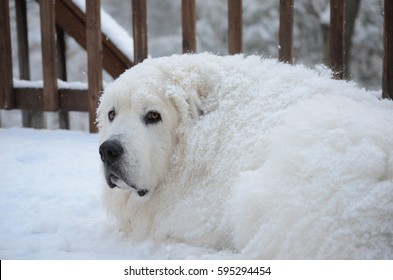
[0,0,390,260]
[0,0,385,130]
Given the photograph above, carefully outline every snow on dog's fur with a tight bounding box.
[97,53,393,259]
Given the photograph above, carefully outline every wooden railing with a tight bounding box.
[0,0,392,132]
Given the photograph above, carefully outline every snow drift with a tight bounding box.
[97,53,393,259]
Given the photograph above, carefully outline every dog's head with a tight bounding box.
[97,56,207,199]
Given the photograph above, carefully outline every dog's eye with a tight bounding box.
[108,110,116,122]
[144,110,162,125]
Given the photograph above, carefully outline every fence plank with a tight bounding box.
[57,27,67,81]
[40,0,58,111]
[228,0,242,54]
[57,27,70,129]
[383,0,393,99]
[86,0,103,133]
[132,0,148,64]
[14,87,88,112]
[0,0,14,109]
[59,89,88,112]
[279,0,294,63]
[15,0,30,79]
[17,0,45,128]
[182,0,196,53]
[14,88,42,111]
[329,0,345,79]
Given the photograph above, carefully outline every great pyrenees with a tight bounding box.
[97,53,393,259]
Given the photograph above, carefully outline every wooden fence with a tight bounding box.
[0,0,392,132]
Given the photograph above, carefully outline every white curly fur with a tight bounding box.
[97,53,393,259]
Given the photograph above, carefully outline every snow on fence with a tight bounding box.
[0,0,392,133]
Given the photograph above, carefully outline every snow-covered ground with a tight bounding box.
[0,128,144,259]
[0,128,238,259]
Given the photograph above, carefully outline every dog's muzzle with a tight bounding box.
[99,140,149,197]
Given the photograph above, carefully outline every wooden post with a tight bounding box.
[40,0,58,111]
[228,0,242,54]
[57,26,70,129]
[0,0,14,109]
[57,27,67,81]
[383,0,393,99]
[16,0,45,128]
[132,0,148,64]
[86,0,103,133]
[182,0,196,53]
[279,0,294,63]
[15,0,30,80]
[329,0,345,79]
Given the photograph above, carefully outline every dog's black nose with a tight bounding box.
[137,189,149,197]
[99,140,124,164]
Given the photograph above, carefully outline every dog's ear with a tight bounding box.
[166,86,205,158]
[185,89,204,120]
[167,87,202,128]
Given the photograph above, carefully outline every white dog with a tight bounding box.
[97,53,393,259]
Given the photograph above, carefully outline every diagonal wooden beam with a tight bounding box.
[53,0,133,78]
